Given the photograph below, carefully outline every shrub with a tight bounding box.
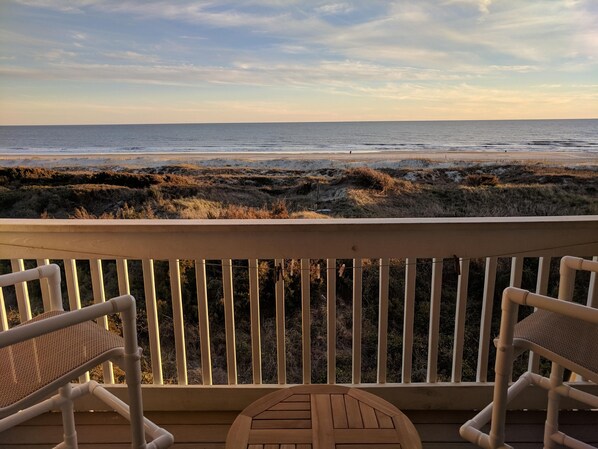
[464,174,499,187]
[346,167,396,192]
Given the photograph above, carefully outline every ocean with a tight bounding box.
[0,119,596,156]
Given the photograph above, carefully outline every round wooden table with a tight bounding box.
[226,385,422,449]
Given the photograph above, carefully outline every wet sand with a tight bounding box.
[0,150,596,169]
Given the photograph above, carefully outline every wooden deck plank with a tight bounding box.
[344,394,364,429]
[283,395,310,402]
[331,394,348,429]
[375,409,395,429]
[359,401,379,429]
[254,411,311,420]
[252,420,311,430]
[243,389,295,417]
[248,429,311,444]
[312,394,334,449]
[269,402,311,411]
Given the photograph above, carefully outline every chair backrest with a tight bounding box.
[0,264,64,316]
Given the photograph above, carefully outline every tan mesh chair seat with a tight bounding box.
[0,310,125,410]
[513,309,598,383]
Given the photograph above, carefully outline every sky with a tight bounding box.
[0,0,597,125]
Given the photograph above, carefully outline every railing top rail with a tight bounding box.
[1,216,598,229]
[0,217,597,260]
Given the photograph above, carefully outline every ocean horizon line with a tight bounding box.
[1,117,597,128]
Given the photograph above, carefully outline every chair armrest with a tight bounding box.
[0,294,135,349]
[504,287,598,325]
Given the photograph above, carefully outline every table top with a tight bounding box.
[225,384,423,449]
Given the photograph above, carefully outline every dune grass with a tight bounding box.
[0,163,596,219]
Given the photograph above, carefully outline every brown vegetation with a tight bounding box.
[1,163,595,219]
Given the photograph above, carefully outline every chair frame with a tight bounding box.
[460,256,598,449]
[0,264,173,449]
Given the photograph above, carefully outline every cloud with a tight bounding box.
[40,49,76,60]
[11,0,100,13]
[315,3,354,15]
[102,51,161,63]
[443,0,493,14]
[0,56,475,89]
[71,32,88,41]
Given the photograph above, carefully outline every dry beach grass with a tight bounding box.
[0,161,596,219]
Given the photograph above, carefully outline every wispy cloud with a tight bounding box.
[12,0,99,13]
[102,51,161,64]
[443,0,493,14]
[315,3,354,15]
[40,49,77,60]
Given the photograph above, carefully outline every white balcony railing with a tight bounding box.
[0,217,597,412]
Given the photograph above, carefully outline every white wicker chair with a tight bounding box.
[0,264,173,448]
[460,256,598,449]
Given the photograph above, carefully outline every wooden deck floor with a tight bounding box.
[1,410,597,448]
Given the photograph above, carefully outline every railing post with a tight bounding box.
[249,258,262,385]
[142,259,163,385]
[586,256,598,309]
[477,256,497,382]
[275,258,286,385]
[427,258,443,383]
[378,258,390,384]
[0,287,8,331]
[169,259,188,385]
[402,258,416,384]
[90,259,114,384]
[452,258,470,383]
[116,259,130,295]
[301,258,311,384]
[10,259,31,322]
[222,259,237,385]
[352,258,363,384]
[327,258,337,385]
[195,259,212,386]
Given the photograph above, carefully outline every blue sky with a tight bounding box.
[0,0,597,125]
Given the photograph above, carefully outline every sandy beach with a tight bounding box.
[1,150,596,170]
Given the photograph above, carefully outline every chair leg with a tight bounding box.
[488,289,520,449]
[544,362,564,449]
[488,347,513,448]
[59,383,78,449]
[121,297,147,449]
[125,348,147,449]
